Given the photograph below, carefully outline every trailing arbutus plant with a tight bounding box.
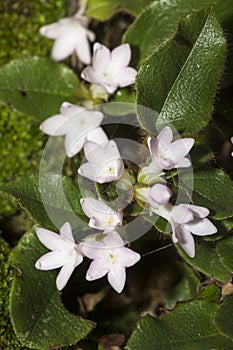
[0,0,233,349]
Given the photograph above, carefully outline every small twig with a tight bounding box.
[142,244,173,257]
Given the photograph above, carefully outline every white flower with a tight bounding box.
[170,204,217,257]
[81,43,137,94]
[40,102,108,157]
[35,222,83,290]
[81,231,140,293]
[80,198,123,231]
[148,126,194,170]
[78,140,124,183]
[40,16,95,64]
[150,201,217,258]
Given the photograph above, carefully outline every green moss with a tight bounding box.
[0,0,67,216]
[0,0,67,64]
[0,235,29,348]
[0,106,44,217]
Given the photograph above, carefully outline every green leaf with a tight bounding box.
[86,0,152,21]
[0,174,86,232]
[181,169,233,220]
[10,229,94,349]
[217,237,233,273]
[176,240,231,283]
[195,283,221,303]
[135,10,226,134]
[0,57,79,119]
[126,300,233,350]
[222,218,233,231]
[215,296,233,340]
[124,0,233,62]
[164,264,200,309]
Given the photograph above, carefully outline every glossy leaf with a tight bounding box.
[181,169,233,220]
[0,174,86,232]
[126,300,233,350]
[86,0,152,21]
[10,229,94,349]
[217,237,233,273]
[135,10,226,134]
[215,296,233,340]
[195,283,221,303]
[0,57,79,119]
[124,0,233,62]
[176,240,231,283]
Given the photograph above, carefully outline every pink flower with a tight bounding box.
[147,183,173,209]
[149,200,217,258]
[40,17,95,64]
[81,43,137,94]
[80,198,123,231]
[81,231,140,293]
[35,222,83,290]
[170,204,217,257]
[40,102,108,157]
[78,140,124,183]
[148,126,194,170]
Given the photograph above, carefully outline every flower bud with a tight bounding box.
[134,184,149,208]
[116,170,135,191]
[137,163,164,185]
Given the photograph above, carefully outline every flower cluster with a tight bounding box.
[40,14,137,95]
[36,223,140,293]
[139,127,217,258]
[35,12,218,294]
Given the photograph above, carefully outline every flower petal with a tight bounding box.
[111,43,131,69]
[65,132,86,157]
[36,228,65,250]
[184,218,217,236]
[78,162,97,182]
[96,158,124,183]
[84,140,121,164]
[175,226,195,258]
[119,247,141,267]
[75,32,92,65]
[147,137,171,169]
[51,34,76,61]
[35,251,68,270]
[148,183,172,207]
[103,231,124,248]
[101,82,118,94]
[173,157,191,168]
[86,127,108,145]
[40,115,68,136]
[107,264,126,293]
[169,138,194,158]
[60,102,84,117]
[39,22,65,39]
[60,222,74,242]
[157,127,173,145]
[56,261,75,290]
[188,205,210,218]
[81,66,100,85]
[86,259,110,281]
[172,205,194,224]
[81,241,105,259]
[93,43,111,73]
[86,29,95,42]
[117,67,137,87]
